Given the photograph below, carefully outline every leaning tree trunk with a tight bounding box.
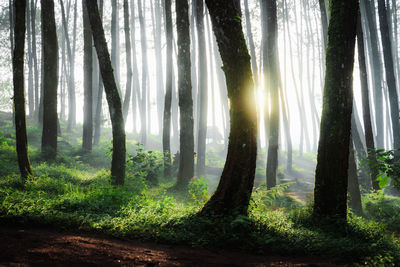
[264,0,280,190]
[162,0,173,178]
[41,0,58,160]
[357,11,379,190]
[196,0,208,177]
[174,0,194,189]
[85,0,126,186]
[13,0,33,179]
[377,0,400,156]
[313,0,358,220]
[200,0,258,216]
[82,0,93,152]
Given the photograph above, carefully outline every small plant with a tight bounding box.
[188,177,209,205]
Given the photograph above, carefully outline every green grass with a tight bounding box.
[1,122,400,265]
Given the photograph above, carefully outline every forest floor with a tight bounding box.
[0,225,338,266]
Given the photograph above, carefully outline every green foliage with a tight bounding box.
[188,177,209,205]
[127,144,163,185]
[363,149,400,189]
[250,182,297,211]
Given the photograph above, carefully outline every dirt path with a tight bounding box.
[0,226,341,266]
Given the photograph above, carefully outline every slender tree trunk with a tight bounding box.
[318,0,328,50]
[196,0,208,177]
[138,0,148,146]
[111,0,120,93]
[41,0,58,160]
[174,0,194,188]
[26,1,34,117]
[357,12,379,190]
[264,0,280,190]
[200,0,257,216]
[9,0,14,58]
[313,0,358,220]
[85,0,126,185]
[244,0,258,88]
[162,0,173,178]
[93,0,104,145]
[31,0,39,115]
[122,0,133,120]
[377,0,400,156]
[82,0,93,152]
[13,0,33,179]
[130,0,140,134]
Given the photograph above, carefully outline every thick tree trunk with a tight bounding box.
[85,0,126,185]
[174,0,194,189]
[264,0,280,190]
[41,0,58,160]
[377,0,400,156]
[200,0,257,216]
[357,12,379,190]
[82,0,93,152]
[122,0,133,120]
[162,0,173,178]
[196,0,208,177]
[313,0,358,220]
[13,0,33,179]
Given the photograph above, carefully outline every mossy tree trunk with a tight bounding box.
[175,0,194,189]
[41,0,58,161]
[85,0,126,186]
[13,0,33,179]
[200,0,257,216]
[313,0,358,220]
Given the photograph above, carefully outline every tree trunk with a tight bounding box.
[313,0,358,220]
[348,143,363,215]
[41,0,58,160]
[111,0,120,93]
[196,0,208,177]
[82,0,93,152]
[26,1,34,117]
[130,0,140,134]
[122,0,133,120]
[85,0,126,185]
[200,0,257,216]
[264,0,280,190]
[174,0,194,189]
[138,0,148,146]
[31,0,39,115]
[318,0,328,49]
[377,0,400,156]
[13,0,33,179]
[162,0,173,178]
[357,12,379,190]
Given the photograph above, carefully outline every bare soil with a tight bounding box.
[0,226,341,266]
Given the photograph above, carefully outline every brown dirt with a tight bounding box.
[0,226,342,266]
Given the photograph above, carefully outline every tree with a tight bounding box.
[174,0,194,189]
[163,0,173,178]
[195,0,208,177]
[313,0,359,219]
[13,0,33,179]
[82,0,93,152]
[85,0,126,185]
[122,0,133,120]
[200,0,257,216]
[264,0,280,189]
[41,0,58,160]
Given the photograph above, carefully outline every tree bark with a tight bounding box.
[85,0,126,185]
[111,0,120,92]
[200,0,257,216]
[348,143,363,215]
[138,0,148,146]
[13,0,33,179]
[82,0,93,152]
[264,0,280,190]
[174,0,194,189]
[41,0,58,160]
[313,0,358,220]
